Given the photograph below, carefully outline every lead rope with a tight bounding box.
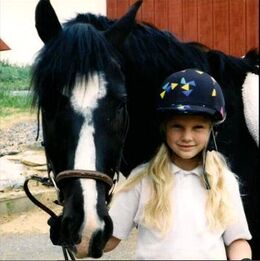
[35,106,41,142]
[23,176,76,260]
[33,110,75,261]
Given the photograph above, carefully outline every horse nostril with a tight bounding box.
[88,215,113,258]
[89,230,104,258]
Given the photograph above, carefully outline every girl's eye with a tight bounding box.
[194,125,207,130]
[170,124,182,129]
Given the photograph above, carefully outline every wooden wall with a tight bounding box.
[107,0,259,57]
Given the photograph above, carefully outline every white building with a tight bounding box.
[0,0,106,65]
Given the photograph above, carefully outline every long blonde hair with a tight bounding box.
[112,145,236,235]
[204,150,236,231]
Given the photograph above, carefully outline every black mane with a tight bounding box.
[44,12,258,86]
[31,20,122,107]
[64,13,258,95]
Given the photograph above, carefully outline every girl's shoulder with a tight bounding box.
[210,150,240,189]
[115,163,150,194]
[127,162,152,190]
[129,162,149,178]
[223,168,240,190]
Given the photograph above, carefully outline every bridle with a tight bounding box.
[24,168,118,260]
[51,169,118,206]
[56,170,114,186]
[24,150,121,261]
[24,103,129,260]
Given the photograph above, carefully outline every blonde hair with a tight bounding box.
[112,143,173,235]
[204,150,236,231]
[112,145,237,235]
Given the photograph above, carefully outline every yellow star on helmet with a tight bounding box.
[160,91,166,99]
[181,84,190,90]
[171,83,178,90]
[212,89,217,96]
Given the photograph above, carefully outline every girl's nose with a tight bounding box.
[181,129,193,141]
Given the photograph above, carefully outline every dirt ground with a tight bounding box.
[0,111,36,130]
[0,111,53,234]
[0,112,49,234]
[0,207,59,234]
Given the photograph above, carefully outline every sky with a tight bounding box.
[0,0,106,65]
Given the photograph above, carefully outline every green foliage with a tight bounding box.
[0,61,31,90]
[0,61,32,117]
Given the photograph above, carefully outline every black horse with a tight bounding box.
[32,0,259,258]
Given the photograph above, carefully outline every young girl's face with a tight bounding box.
[165,114,211,168]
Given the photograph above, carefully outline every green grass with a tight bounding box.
[0,61,31,90]
[0,61,32,117]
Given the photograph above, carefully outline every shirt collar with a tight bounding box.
[171,162,203,177]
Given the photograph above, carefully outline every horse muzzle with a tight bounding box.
[75,214,113,258]
[54,169,114,258]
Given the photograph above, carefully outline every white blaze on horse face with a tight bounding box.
[71,73,107,169]
[70,73,107,257]
[242,72,259,146]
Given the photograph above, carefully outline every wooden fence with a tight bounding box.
[107,0,259,57]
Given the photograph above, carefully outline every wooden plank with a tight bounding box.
[107,0,118,19]
[168,0,183,40]
[140,0,154,25]
[106,0,258,56]
[198,0,213,49]
[154,0,168,30]
[213,0,230,53]
[116,0,130,17]
[229,0,246,56]
[182,0,198,42]
[246,0,259,52]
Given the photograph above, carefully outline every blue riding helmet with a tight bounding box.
[156,69,226,124]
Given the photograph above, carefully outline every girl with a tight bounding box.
[104,69,252,260]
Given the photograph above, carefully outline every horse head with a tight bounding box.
[32,0,142,257]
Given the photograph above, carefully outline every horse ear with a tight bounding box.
[243,48,259,66]
[35,0,62,43]
[104,0,143,46]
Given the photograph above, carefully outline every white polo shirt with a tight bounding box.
[109,163,252,260]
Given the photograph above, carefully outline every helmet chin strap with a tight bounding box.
[202,126,219,190]
[202,148,211,190]
[211,126,218,151]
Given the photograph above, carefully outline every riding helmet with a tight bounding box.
[156,69,226,124]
